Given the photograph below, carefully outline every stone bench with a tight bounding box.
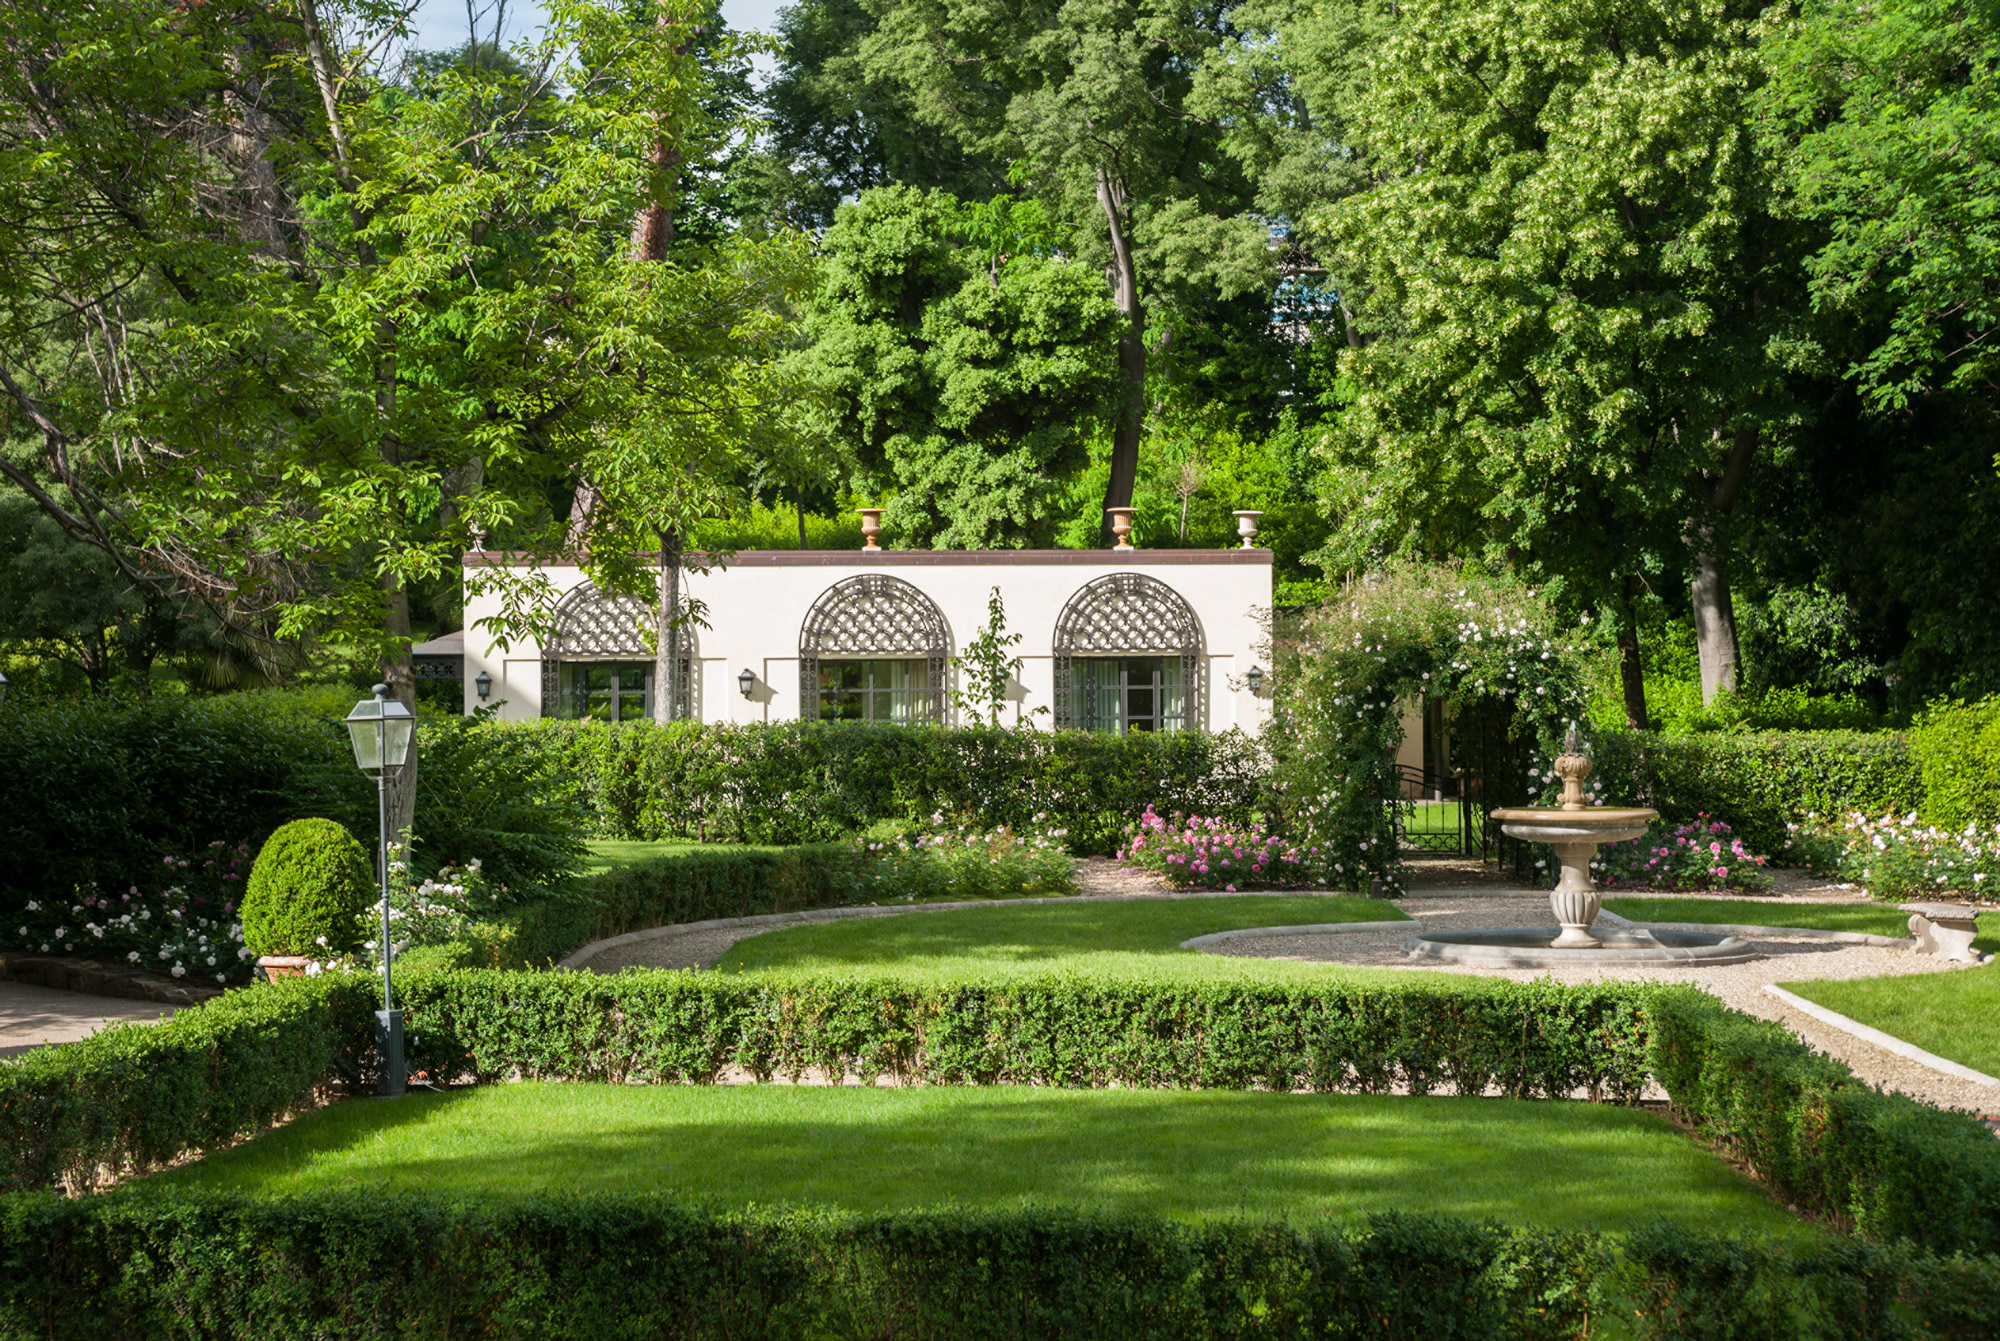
[1899,902,1986,964]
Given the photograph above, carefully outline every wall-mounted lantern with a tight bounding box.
[474,670,492,701]
[1246,665,1264,696]
[738,667,757,699]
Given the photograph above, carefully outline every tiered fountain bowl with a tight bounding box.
[1400,737,1759,968]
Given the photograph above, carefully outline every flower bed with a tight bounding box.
[1593,817,1773,893]
[3,841,253,984]
[1117,807,1322,890]
[843,814,1075,902]
[1806,811,2000,899]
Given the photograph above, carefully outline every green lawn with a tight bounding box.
[1782,966,2000,1078]
[1607,898,2000,955]
[718,894,1411,980]
[158,1083,1801,1235]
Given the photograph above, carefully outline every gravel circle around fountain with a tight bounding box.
[1204,888,2000,1112]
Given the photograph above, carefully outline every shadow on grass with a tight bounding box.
[161,1085,1804,1237]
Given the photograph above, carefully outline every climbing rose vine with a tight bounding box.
[1268,562,1587,895]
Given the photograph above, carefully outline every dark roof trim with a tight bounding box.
[463,549,1274,568]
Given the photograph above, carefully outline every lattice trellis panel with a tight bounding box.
[538,581,695,719]
[542,582,652,657]
[798,574,950,722]
[1052,573,1204,731]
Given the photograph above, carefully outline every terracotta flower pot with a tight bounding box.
[256,955,313,981]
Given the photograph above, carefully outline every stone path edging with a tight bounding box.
[1595,910,1911,948]
[1179,921,1414,951]
[1761,985,2000,1087]
[557,887,1382,971]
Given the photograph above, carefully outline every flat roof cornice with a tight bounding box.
[462,548,1274,568]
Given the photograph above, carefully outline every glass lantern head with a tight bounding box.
[738,667,756,698]
[474,670,492,701]
[0,669,9,702]
[345,684,415,771]
[1246,665,1264,695]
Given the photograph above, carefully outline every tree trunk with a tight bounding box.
[1616,581,1650,731]
[654,530,681,723]
[796,493,807,550]
[1096,169,1145,545]
[379,571,418,844]
[1689,425,1757,705]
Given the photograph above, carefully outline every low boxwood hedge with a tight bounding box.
[1649,985,2000,1253]
[2,1194,1995,1339]
[12,968,2000,1263]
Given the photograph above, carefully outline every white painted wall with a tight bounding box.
[460,550,1275,732]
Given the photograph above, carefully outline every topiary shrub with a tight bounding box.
[241,819,375,958]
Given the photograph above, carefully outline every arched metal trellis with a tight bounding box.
[539,581,691,718]
[1052,573,1204,731]
[798,574,950,722]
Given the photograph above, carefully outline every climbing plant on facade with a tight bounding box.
[1270,563,1589,894]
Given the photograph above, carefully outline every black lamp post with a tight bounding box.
[344,684,415,1097]
[0,669,9,702]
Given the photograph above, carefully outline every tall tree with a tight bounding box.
[1302,0,1816,714]
[1760,0,2000,412]
[0,0,796,837]
[862,0,1270,542]
[801,185,1120,547]
[732,0,1005,230]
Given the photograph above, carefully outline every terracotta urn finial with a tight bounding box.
[1105,506,1136,551]
[855,508,884,552]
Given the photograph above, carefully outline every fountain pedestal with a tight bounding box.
[1489,808,1655,948]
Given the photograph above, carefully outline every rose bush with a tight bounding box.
[1809,811,2000,900]
[1117,806,1323,890]
[1594,817,1772,893]
[3,840,254,984]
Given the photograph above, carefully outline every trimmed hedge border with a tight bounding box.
[10,970,2000,1258]
[1593,730,1923,855]
[4,1194,1997,1339]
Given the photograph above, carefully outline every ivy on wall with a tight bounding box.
[1270,563,1588,893]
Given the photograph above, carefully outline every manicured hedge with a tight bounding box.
[506,718,1266,853]
[0,693,588,917]
[1591,729,1924,855]
[0,693,370,916]
[1911,696,2000,828]
[393,971,1659,1096]
[5,1193,1995,1340]
[0,976,378,1194]
[1649,985,2000,1253]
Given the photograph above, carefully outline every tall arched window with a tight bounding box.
[539,582,692,720]
[1052,574,1203,732]
[798,575,949,723]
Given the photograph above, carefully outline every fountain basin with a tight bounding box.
[1401,926,1759,968]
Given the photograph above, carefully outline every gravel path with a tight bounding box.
[1209,888,1999,1112]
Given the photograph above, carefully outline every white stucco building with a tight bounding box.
[455,545,1274,733]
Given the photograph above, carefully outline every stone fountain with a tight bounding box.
[1400,728,1758,967]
